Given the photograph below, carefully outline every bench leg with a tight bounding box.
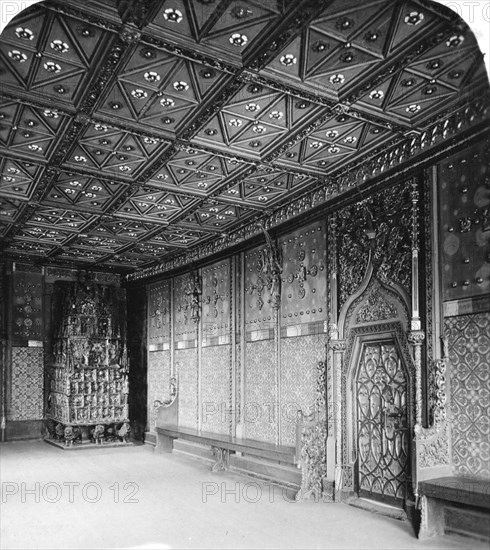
[155,433,175,454]
[211,447,229,472]
[418,495,445,539]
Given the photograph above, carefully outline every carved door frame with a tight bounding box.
[334,266,416,505]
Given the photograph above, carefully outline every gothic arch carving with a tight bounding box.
[331,259,416,499]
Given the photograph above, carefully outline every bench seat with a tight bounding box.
[155,425,296,469]
[418,476,490,541]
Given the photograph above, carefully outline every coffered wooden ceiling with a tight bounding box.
[0,0,489,276]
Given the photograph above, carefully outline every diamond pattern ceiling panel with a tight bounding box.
[0,0,487,274]
[5,239,56,258]
[148,226,210,249]
[196,82,326,157]
[118,189,198,223]
[0,100,69,162]
[0,158,42,201]
[45,174,121,213]
[27,207,96,231]
[148,148,248,196]
[0,196,24,223]
[0,9,111,107]
[148,0,283,63]
[94,46,229,135]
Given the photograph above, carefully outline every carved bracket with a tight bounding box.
[181,271,202,323]
[246,226,283,310]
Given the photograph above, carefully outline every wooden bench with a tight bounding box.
[153,378,325,500]
[155,425,296,471]
[418,477,490,541]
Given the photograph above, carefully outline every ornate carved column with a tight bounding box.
[409,330,425,427]
[409,179,425,428]
[329,337,346,486]
[410,180,422,332]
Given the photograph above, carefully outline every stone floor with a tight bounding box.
[0,440,486,550]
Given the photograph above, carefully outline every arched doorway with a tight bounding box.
[355,338,410,506]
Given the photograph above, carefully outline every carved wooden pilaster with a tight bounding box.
[410,180,422,331]
[295,360,328,501]
[329,339,346,481]
[408,330,425,427]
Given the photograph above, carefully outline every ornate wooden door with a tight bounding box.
[355,341,409,506]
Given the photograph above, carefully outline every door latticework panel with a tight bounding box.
[356,342,409,504]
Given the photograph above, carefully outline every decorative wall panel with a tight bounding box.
[244,340,277,444]
[439,139,490,302]
[175,348,198,430]
[200,345,232,435]
[174,273,198,348]
[202,260,231,346]
[235,257,242,420]
[12,264,43,343]
[280,335,324,446]
[244,246,274,341]
[148,281,171,347]
[280,221,327,334]
[446,312,490,478]
[337,182,412,311]
[11,347,44,421]
[147,350,171,431]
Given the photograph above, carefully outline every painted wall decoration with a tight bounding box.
[446,312,490,478]
[148,281,170,346]
[280,222,327,334]
[201,345,232,435]
[244,340,277,444]
[280,335,324,446]
[11,347,44,421]
[175,348,198,430]
[201,260,231,346]
[439,139,490,302]
[12,263,43,343]
[336,182,412,311]
[244,246,274,341]
[147,350,171,431]
[174,273,199,348]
